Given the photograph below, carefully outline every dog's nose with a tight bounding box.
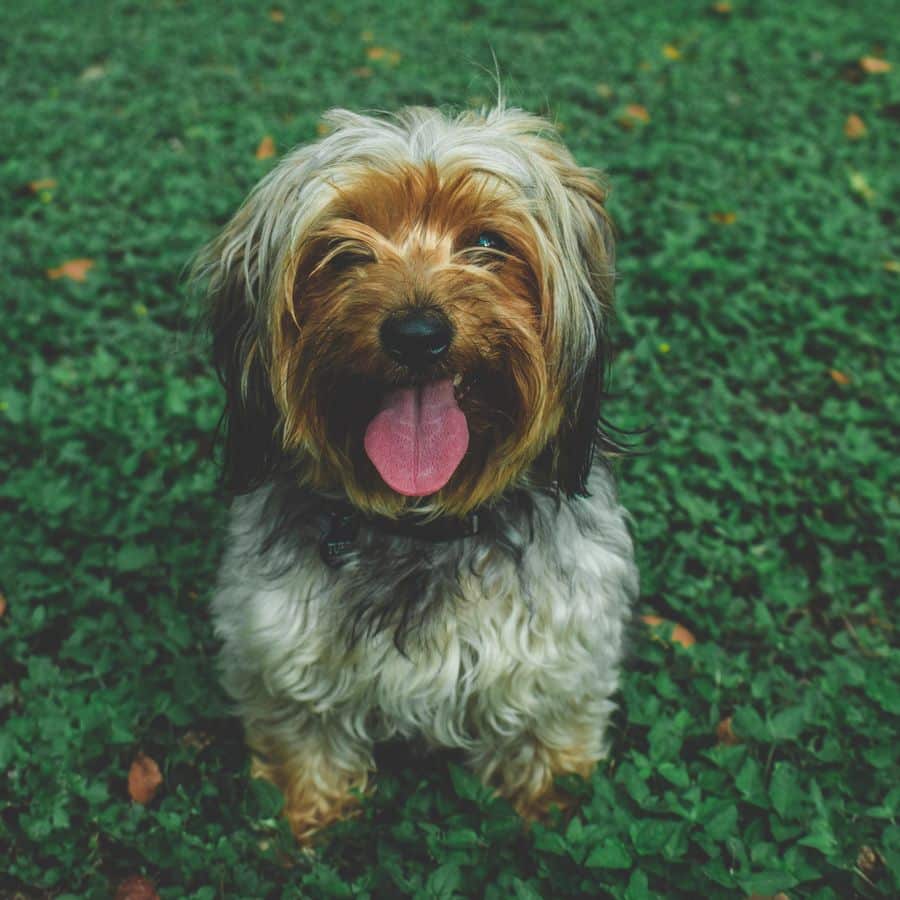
[380,309,453,370]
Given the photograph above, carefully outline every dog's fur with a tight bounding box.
[199,106,638,842]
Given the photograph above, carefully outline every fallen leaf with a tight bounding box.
[268,8,284,21]
[843,113,866,140]
[641,614,696,648]
[352,66,373,78]
[79,64,106,82]
[255,135,276,160]
[856,846,883,876]
[0,592,6,617]
[46,258,95,282]
[663,44,681,60]
[829,368,851,385]
[365,46,400,65]
[859,56,891,74]
[848,170,875,201]
[28,178,58,193]
[316,122,331,136]
[710,211,737,224]
[115,876,160,900]
[883,260,900,273]
[180,730,213,751]
[711,1,732,13]
[716,716,740,745]
[128,753,163,804]
[618,104,650,129]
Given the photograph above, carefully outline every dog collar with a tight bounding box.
[319,503,482,568]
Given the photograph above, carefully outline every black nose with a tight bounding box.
[380,309,453,370]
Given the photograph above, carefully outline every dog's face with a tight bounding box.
[200,108,614,517]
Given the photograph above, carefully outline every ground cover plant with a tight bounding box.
[1,1,898,897]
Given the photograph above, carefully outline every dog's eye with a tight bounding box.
[472,231,507,252]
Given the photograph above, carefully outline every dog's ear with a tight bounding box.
[195,200,284,494]
[552,169,615,497]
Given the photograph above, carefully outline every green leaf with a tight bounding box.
[585,838,632,869]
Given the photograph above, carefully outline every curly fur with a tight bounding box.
[200,105,638,842]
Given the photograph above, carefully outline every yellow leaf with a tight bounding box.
[849,170,875,201]
[829,368,851,385]
[883,260,900,273]
[843,113,866,140]
[663,44,681,60]
[269,8,284,22]
[366,46,386,61]
[860,56,891,74]
[46,258,94,282]
[595,82,613,99]
[710,211,737,224]
[255,135,276,160]
[658,342,671,354]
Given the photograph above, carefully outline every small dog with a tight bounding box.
[199,106,638,843]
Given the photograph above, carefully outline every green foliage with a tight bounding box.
[1,0,897,896]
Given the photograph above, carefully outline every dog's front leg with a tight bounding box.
[248,717,373,845]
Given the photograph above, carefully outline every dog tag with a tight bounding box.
[319,510,359,568]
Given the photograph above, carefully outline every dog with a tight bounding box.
[198,105,639,843]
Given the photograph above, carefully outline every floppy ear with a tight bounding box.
[553,170,615,497]
[195,204,284,495]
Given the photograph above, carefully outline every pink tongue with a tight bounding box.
[364,379,469,496]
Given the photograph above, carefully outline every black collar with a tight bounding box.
[319,502,482,568]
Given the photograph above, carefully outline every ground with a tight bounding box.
[1,1,898,897]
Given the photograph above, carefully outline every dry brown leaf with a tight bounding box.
[115,876,160,900]
[716,716,740,745]
[829,368,851,385]
[711,1,732,13]
[0,592,6,618]
[316,122,331,136]
[641,614,696,648]
[269,8,284,22]
[856,845,882,876]
[46,258,94,282]
[255,135,276,160]
[843,113,866,140]
[860,56,891,74]
[710,211,737,225]
[663,44,681,60]
[128,753,163,805]
[29,178,58,193]
[625,104,650,122]
[366,46,386,60]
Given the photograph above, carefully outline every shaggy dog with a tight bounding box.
[198,106,638,843]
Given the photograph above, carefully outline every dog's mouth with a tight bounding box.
[363,377,471,497]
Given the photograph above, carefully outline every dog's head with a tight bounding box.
[199,107,615,517]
